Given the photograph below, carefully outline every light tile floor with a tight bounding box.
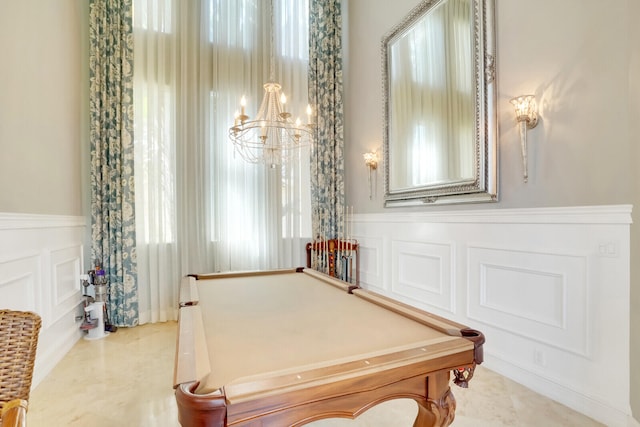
[27,322,603,426]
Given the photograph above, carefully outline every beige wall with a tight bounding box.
[344,0,639,420]
[344,0,634,211]
[630,0,640,419]
[0,0,88,216]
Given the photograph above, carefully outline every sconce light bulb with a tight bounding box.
[363,152,378,170]
[510,94,538,129]
[510,94,539,183]
[363,151,379,200]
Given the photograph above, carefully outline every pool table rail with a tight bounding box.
[178,276,199,307]
[222,336,474,404]
[173,305,211,388]
[176,364,467,426]
[351,289,485,365]
[176,356,465,426]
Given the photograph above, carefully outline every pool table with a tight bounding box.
[173,268,484,427]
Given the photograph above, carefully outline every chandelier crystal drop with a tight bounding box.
[229,83,314,167]
[228,0,314,167]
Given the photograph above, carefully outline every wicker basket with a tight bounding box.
[0,310,42,417]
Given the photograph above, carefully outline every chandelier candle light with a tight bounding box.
[229,89,314,167]
[228,0,314,167]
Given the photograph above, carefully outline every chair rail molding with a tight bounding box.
[0,212,87,389]
[352,204,632,427]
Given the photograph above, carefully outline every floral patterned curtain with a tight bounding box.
[309,0,345,240]
[89,0,138,327]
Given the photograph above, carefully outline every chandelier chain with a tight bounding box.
[269,0,275,82]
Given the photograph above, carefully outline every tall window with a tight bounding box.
[133,0,311,323]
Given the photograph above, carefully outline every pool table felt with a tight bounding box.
[184,270,473,398]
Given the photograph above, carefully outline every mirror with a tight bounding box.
[382,0,497,206]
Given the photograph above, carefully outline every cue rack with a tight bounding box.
[306,239,359,286]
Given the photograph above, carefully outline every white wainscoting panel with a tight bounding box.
[468,246,588,356]
[0,213,86,389]
[356,236,384,292]
[391,240,455,314]
[0,255,40,312]
[352,205,632,427]
[51,246,83,324]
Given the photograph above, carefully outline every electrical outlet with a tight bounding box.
[598,241,618,257]
[534,349,546,367]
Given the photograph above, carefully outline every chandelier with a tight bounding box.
[228,1,314,167]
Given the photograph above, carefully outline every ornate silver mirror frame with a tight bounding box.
[382,0,497,206]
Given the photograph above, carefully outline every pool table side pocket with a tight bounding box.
[179,276,199,307]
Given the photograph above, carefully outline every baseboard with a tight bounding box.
[32,320,83,389]
[484,354,631,427]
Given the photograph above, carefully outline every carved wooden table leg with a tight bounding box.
[413,371,456,427]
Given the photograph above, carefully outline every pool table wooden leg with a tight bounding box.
[413,370,456,427]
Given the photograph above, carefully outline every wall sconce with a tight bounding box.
[510,94,538,183]
[363,151,379,199]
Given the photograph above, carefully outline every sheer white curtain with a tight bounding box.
[133,0,311,324]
